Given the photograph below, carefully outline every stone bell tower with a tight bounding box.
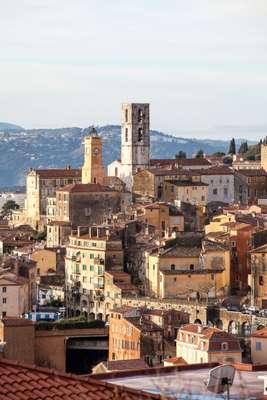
[82,128,105,184]
[120,103,150,186]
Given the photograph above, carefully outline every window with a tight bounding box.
[2,298,6,304]
[171,264,175,271]
[90,265,94,271]
[190,264,194,271]
[2,312,6,318]
[213,188,218,195]
[256,341,262,351]
[125,128,128,142]
[138,127,143,141]
[2,287,6,293]
[221,342,229,351]
[173,277,177,282]
[125,109,128,122]
[90,254,94,259]
[259,276,264,286]
[82,265,87,271]
[138,108,143,122]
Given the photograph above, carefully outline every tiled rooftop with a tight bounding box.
[0,358,159,400]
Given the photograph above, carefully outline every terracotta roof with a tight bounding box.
[165,180,208,187]
[237,169,267,177]
[251,327,267,338]
[150,158,211,167]
[1,317,34,327]
[58,183,115,193]
[164,357,187,365]
[0,358,159,400]
[31,168,81,178]
[145,168,201,177]
[0,274,28,286]
[188,166,234,175]
[250,243,267,254]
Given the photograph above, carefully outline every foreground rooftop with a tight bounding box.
[100,363,266,399]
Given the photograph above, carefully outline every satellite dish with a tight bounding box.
[205,365,235,400]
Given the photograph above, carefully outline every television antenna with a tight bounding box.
[205,365,235,400]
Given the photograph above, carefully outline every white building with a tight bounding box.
[108,103,150,189]
[197,167,235,204]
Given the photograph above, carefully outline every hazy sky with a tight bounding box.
[1,0,267,138]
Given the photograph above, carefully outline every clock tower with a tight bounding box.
[82,129,105,184]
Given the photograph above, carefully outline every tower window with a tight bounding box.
[138,108,143,122]
[138,128,143,141]
[125,109,128,122]
[115,167,118,177]
[125,128,128,142]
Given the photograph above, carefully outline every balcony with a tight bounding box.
[94,257,105,266]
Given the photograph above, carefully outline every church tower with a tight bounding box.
[261,138,267,171]
[121,103,150,184]
[82,129,105,184]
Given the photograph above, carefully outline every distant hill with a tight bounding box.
[0,124,257,187]
[0,122,23,131]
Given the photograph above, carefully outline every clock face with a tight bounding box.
[93,147,99,156]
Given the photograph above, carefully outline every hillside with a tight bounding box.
[0,122,23,131]
[0,124,256,187]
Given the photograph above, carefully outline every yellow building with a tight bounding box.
[82,133,105,184]
[140,202,184,238]
[146,239,230,299]
[65,226,124,320]
[176,324,242,364]
[261,138,267,171]
[251,327,267,365]
[250,243,267,309]
[205,213,236,235]
[163,180,208,206]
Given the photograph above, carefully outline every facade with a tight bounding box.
[108,307,164,366]
[82,134,105,184]
[250,243,267,308]
[235,169,267,204]
[47,183,130,248]
[0,274,29,318]
[108,103,150,188]
[147,239,230,299]
[176,324,242,364]
[140,202,184,237]
[25,168,81,230]
[196,167,235,204]
[163,180,208,206]
[0,318,35,364]
[261,139,267,171]
[65,226,124,319]
[251,327,267,365]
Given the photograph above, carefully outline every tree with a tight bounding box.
[175,150,187,159]
[195,149,204,159]
[228,138,236,155]
[212,152,225,157]
[1,200,19,218]
[238,141,248,155]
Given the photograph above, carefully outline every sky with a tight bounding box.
[0,0,267,139]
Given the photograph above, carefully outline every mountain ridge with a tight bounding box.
[0,124,257,187]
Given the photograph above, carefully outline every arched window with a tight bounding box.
[138,128,143,141]
[125,109,128,122]
[125,128,128,142]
